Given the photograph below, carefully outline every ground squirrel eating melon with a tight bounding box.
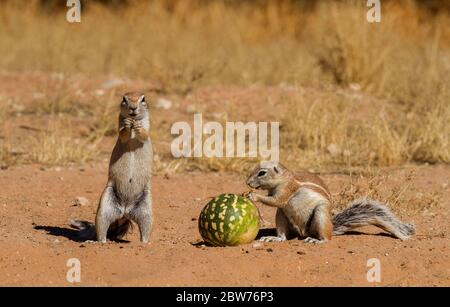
[246,161,415,243]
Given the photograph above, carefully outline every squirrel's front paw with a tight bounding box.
[132,121,143,131]
[245,192,259,202]
[241,191,252,198]
[123,118,134,129]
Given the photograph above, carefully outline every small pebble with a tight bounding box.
[186,105,197,114]
[252,242,263,249]
[155,98,173,110]
[74,196,89,207]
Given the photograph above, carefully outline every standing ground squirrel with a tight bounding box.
[71,92,153,243]
[246,161,415,243]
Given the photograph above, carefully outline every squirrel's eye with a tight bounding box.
[257,170,267,177]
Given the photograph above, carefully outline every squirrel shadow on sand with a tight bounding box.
[192,228,397,246]
[35,225,396,246]
[192,228,279,247]
[33,225,131,243]
[255,228,398,240]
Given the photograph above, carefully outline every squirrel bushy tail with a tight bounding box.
[332,198,415,240]
[69,219,132,241]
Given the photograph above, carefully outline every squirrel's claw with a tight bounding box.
[259,235,286,243]
[304,237,327,244]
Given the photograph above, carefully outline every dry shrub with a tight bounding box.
[0,102,15,168]
[0,0,319,93]
[334,169,442,216]
[281,90,407,169]
[0,1,448,95]
[407,88,450,163]
[0,0,448,169]
[0,145,21,169]
[282,85,449,170]
[281,1,450,168]
[154,156,258,174]
[309,1,450,98]
[28,120,103,165]
[25,74,89,116]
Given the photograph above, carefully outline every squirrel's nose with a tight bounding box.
[246,179,253,188]
[247,179,260,189]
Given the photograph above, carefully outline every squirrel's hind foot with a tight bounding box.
[304,237,327,244]
[259,235,286,242]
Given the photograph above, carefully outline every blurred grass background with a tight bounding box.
[0,0,448,172]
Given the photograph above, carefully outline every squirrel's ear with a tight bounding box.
[139,95,146,103]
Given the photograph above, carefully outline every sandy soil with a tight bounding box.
[0,73,448,286]
[0,163,448,286]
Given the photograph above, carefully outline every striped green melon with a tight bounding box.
[198,193,260,246]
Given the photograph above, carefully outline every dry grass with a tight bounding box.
[154,156,259,174]
[0,145,20,169]
[311,1,450,95]
[281,86,450,169]
[25,75,86,116]
[0,101,15,168]
[0,99,6,124]
[0,84,112,167]
[27,120,104,165]
[0,1,319,91]
[333,169,442,216]
[0,0,449,171]
[280,1,450,169]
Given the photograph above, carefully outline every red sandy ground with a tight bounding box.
[0,73,448,286]
[0,164,448,286]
